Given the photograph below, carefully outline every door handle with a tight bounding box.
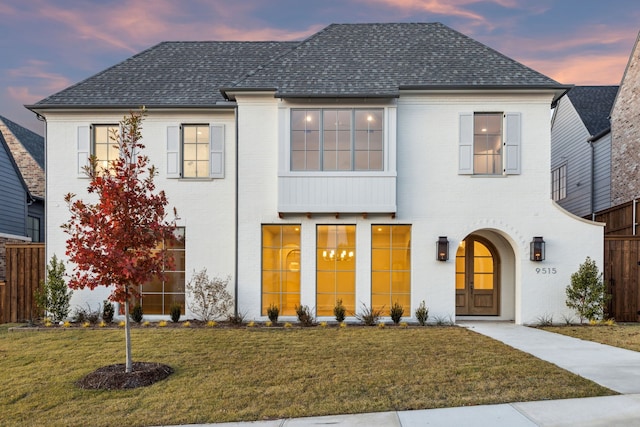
[470,283,474,292]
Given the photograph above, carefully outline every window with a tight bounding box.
[371,225,411,312]
[316,225,356,316]
[27,216,40,242]
[93,124,119,173]
[291,109,383,171]
[552,164,567,201]
[459,112,521,175]
[140,227,185,315]
[473,113,502,175]
[262,225,301,316]
[166,124,224,179]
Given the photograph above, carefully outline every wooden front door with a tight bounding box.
[456,236,500,315]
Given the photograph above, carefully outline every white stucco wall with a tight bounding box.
[235,91,603,325]
[43,109,237,319]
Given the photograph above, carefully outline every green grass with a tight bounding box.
[0,324,614,427]
[542,323,640,352]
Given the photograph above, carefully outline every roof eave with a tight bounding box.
[26,103,237,113]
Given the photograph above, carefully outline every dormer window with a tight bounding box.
[291,108,383,171]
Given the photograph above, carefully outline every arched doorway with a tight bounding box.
[455,235,500,316]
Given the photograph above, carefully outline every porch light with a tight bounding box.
[530,237,545,261]
[437,236,449,261]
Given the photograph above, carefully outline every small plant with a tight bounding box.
[131,303,143,323]
[415,300,429,326]
[284,322,292,328]
[433,314,454,326]
[186,269,233,321]
[355,303,383,326]
[44,319,52,327]
[536,313,554,327]
[207,320,217,327]
[158,320,168,327]
[378,322,386,329]
[267,304,279,324]
[228,311,246,326]
[339,322,347,329]
[566,257,610,323]
[389,301,404,325]
[295,305,314,326]
[63,321,71,328]
[399,322,408,329]
[320,321,328,328]
[247,321,255,327]
[182,321,191,327]
[73,303,101,324]
[561,314,575,326]
[102,300,114,323]
[143,321,151,327]
[118,320,126,327]
[169,302,182,323]
[99,320,106,328]
[35,255,73,323]
[333,299,346,323]
[82,321,90,328]
[265,321,272,327]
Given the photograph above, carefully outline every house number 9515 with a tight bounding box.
[536,267,557,274]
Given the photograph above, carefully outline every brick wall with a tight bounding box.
[611,33,640,206]
[0,120,44,198]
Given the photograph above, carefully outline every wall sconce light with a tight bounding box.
[437,236,449,261]
[530,237,545,261]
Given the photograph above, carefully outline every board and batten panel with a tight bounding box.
[0,140,27,236]
[278,175,396,213]
[593,133,612,213]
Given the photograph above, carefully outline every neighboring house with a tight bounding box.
[28,23,603,325]
[611,30,640,207]
[550,86,618,218]
[0,116,45,280]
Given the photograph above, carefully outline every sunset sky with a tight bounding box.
[2,0,638,135]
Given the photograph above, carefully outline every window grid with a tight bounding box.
[552,164,567,201]
[371,225,411,313]
[473,113,503,175]
[261,225,301,316]
[291,108,383,171]
[182,125,209,178]
[93,124,119,173]
[316,225,356,316]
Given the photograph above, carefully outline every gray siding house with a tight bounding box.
[0,116,44,280]
[550,86,618,218]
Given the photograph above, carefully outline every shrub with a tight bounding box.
[333,299,346,323]
[169,302,182,323]
[228,311,246,326]
[295,305,314,326]
[390,301,404,325]
[415,300,429,326]
[356,303,383,326]
[102,300,114,323]
[35,255,72,322]
[131,303,143,323]
[267,304,279,324]
[566,257,610,323]
[72,303,101,324]
[186,269,233,321]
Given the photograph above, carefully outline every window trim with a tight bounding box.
[551,163,567,201]
[166,123,225,179]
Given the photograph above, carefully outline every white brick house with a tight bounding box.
[28,23,603,325]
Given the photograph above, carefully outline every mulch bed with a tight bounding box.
[76,362,174,390]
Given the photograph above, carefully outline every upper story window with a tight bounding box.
[291,108,383,171]
[93,124,119,173]
[166,124,225,179]
[459,112,521,176]
[551,164,567,201]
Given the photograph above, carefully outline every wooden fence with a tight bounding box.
[0,243,45,323]
[604,237,640,322]
[594,200,639,236]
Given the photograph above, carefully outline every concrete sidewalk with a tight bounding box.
[162,322,640,427]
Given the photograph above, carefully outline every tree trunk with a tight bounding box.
[124,301,133,373]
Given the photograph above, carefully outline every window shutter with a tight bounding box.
[166,126,180,178]
[77,126,90,177]
[458,113,473,174]
[504,112,521,175]
[209,124,224,178]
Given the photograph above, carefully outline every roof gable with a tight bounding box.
[229,23,565,97]
[567,86,618,136]
[0,115,44,168]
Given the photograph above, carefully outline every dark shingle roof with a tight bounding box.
[0,115,44,168]
[228,23,565,97]
[32,41,298,107]
[30,23,565,108]
[566,86,619,136]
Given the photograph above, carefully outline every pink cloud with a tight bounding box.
[528,54,630,85]
[6,59,73,102]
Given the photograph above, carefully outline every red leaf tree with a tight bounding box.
[63,109,176,372]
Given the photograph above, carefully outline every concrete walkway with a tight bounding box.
[163,322,640,427]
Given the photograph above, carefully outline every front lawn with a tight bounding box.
[541,323,640,352]
[0,324,614,426]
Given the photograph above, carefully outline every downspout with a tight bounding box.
[589,139,595,221]
[634,199,637,236]
[234,105,239,317]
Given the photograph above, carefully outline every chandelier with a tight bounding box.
[322,249,354,262]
